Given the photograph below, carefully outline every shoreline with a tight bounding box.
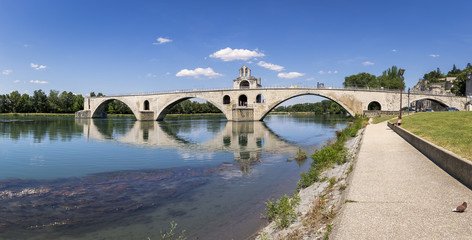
[255,126,365,239]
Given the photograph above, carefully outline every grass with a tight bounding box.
[297,117,368,188]
[395,112,472,160]
[371,114,397,124]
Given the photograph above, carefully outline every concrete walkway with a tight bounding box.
[331,122,472,239]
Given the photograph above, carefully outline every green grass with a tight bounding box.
[372,115,398,124]
[297,117,368,188]
[396,112,472,160]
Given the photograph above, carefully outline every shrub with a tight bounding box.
[265,193,301,228]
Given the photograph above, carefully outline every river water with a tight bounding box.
[0,114,346,240]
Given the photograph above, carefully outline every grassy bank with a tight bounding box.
[264,117,368,230]
[391,112,472,160]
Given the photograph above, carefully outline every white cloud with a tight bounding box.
[24,44,31,48]
[176,67,223,78]
[30,63,47,70]
[2,69,12,75]
[362,61,375,66]
[29,80,48,84]
[318,70,338,74]
[153,37,172,45]
[257,61,284,71]
[392,49,397,52]
[429,54,440,58]
[13,80,20,83]
[146,73,157,78]
[277,72,305,79]
[209,47,265,61]
[306,77,315,81]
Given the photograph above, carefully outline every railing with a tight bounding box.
[91,86,462,98]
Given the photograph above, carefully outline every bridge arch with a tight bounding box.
[256,94,264,103]
[223,95,231,104]
[239,95,248,106]
[368,101,381,110]
[91,98,140,119]
[409,96,450,111]
[257,93,356,121]
[156,95,227,121]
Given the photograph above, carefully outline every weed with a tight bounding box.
[295,147,307,161]
[328,177,336,188]
[345,199,357,203]
[298,117,367,189]
[265,193,300,229]
[338,183,347,191]
[323,224,332,240]
[159,221,186,240]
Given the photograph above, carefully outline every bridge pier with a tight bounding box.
[232,108,254,121]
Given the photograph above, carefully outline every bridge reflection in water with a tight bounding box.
[76,119,304,174]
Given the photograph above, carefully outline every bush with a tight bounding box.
[265,193,301,228]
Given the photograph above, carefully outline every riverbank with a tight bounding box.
[256,121,366,239]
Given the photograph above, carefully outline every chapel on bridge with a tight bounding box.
[233,65,262,89]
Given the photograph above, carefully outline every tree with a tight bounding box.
[48,90,60,113]
[8,91,21,113]
[467,63,472,70]
[423,68,445,83]
[32,90,49,113]
[343,72,379,88]
[18,93,32,113]
[377,66,405,90]
[451,71,469,96]
[447,64,461,77]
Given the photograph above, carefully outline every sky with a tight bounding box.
[1,0,472,104]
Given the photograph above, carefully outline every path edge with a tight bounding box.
[388,122,472,189]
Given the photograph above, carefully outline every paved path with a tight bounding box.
[331,122,472,239]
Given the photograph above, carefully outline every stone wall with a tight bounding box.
[388,122,472,188]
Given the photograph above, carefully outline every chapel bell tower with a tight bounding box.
[233,65,262,89]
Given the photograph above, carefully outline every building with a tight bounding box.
[233,65,262,89]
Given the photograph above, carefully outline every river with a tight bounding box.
[0,113,346,240]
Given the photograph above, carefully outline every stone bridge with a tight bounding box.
[76,66,468,121]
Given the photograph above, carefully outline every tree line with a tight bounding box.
[0,90,84,113]
[272,100,346,114]
[344,63,472,96]
[343,65,405,90]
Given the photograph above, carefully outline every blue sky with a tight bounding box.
[1,0,472,102]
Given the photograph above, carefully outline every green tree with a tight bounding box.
[423,68,445,83]
[447,64,461,77]
[18,93,32,113]
[343,72,379,88]
[32,90,49,113]
[377,65,405,90]
[0,94,11,113]
[451,71,470,96]
[48,90,60,113]
[8,91,22,113]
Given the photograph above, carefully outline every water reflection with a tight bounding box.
[77,119,299,175]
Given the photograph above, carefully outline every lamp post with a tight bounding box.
[408,87,410,115]
[398,69,405,118]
